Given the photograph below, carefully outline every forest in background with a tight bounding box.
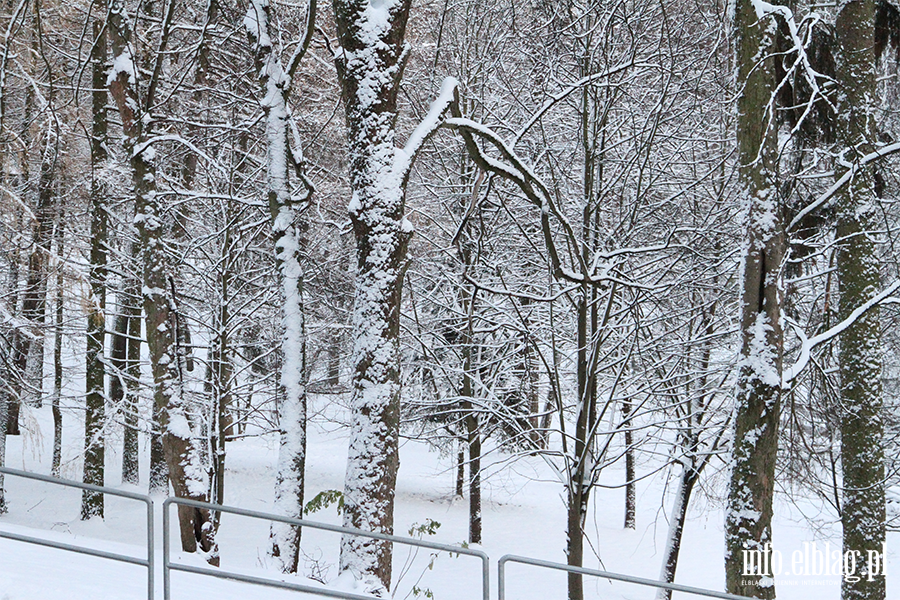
[2,0,900,599]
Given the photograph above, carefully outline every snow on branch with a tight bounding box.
[753,1,834,134]
[285,0,317,83]
[394,76,459,185]
[513,56,643,145]
[789,141,900,230]
[132,134,229,174]
[783,280,900,385]
[244,0,272,50]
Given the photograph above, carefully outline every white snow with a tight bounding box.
[1,399,896,599]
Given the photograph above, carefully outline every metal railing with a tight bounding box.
[0,466,155,599]
[498,555,755,600]
[163,496,490,600]
[0,467,761,600]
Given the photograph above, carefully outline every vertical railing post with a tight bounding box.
[146,497,155,600]
[498,555,506,600]
[163,498,171,600]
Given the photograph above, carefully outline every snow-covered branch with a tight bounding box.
[783,280,900,385]
[788,141,900,231]
[395,76,459,185]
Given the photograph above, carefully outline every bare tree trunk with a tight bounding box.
[9,121,54,433]
[566,282,598,600]
[461,290,480,544]
[111,285,139,485]
[725,2,783,598]
[834,3,885,599]
[51,213,63,478]
[455,443,465,497]
[656,466,698,600]
[81,13,108,520]
[149,399,168,494]
[106,0,216,561]
[244,0,315,574]
[332,0,416,592]
[623,399,635,530]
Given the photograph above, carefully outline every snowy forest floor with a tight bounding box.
[0,396,894,599]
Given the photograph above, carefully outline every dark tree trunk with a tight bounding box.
[111,284,140,485]
[51,214,63,478]
[656,467,699,600]
[835,3,885,599]
[106,0,216,561]
[455,443,465,497]
[332,0,415,591]
[81,13,108,520]
[725,2,783,598]
[623,399,636,530]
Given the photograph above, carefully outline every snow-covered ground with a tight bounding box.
[0,398,894,599]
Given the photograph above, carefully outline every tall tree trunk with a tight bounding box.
[111,240,142,485]
[332,0,415,592]
[244,0,314,575]
[51,212,63,478]
[461,285,480,544]
[111,285,139,485]
[835,2,885,599]
[455,442,465,497]
[81,14,108,520]
[209,218,233,530]
[149,399,168,494]
[106,0,216,561]
[9,116,55,433]
[725,2,783,598]
[567,284,595,600]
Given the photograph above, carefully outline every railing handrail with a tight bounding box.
[0,466,153,502]
[0,467,763,600]
[0,466,154,600]
[498,554,756,600]
[162,496,490,600]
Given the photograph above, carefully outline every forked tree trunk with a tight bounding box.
[834,3,885,599]
[725,2,783,598]
[332,0,415,592]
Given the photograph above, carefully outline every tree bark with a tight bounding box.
[51,213,63,478]
[81,14,108,520]
[244,0,314,574]
[834,3,885,599]
[332,0,415,592]
[106,0,216,561]
[623,399,636,530]
[111,284,140,485]
[725,2,783,598]
[656,466,699,600]
[461,287,481,544]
